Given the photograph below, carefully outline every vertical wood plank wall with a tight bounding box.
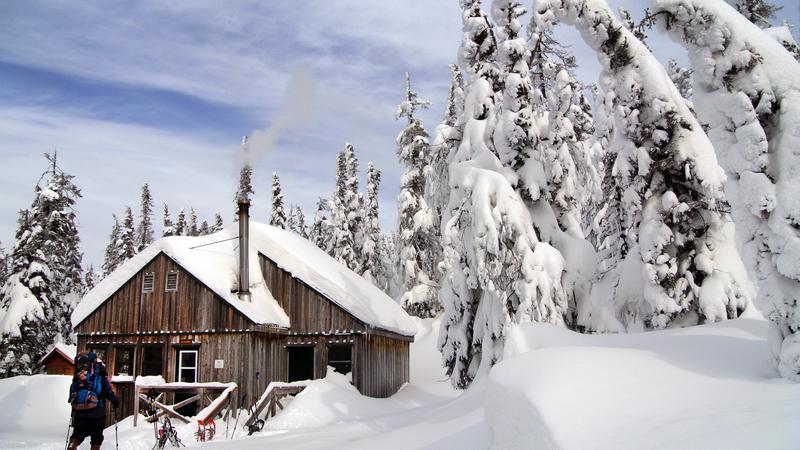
[356,335,410,398]
[75,246,413,424]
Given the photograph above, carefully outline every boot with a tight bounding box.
[66,438,79,450]
[90,445,100,450]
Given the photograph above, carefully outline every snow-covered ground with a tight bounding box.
[1,317,798,449]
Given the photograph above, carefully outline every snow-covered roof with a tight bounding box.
[72,222,416,337]
[40,342,76,365]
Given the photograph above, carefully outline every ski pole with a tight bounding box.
[64,414,72,450]
[114,408,119,450]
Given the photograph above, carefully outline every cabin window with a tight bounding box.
[177,349,198,383]
[327,344,353,375]
[288,346,315,382]
[165,271,178,292]
[142,272,155,293]
[114,346,134,376]
[142,346,163,376]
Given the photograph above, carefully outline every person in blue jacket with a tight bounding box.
[68,351,119,450]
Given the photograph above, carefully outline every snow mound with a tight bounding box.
[488,319,800,449]
[0,375,72,447]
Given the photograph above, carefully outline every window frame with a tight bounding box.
[142,272,155,293]
[113,345,134,377]
[326,343,353,376]
[176,349,199,383]
[165,271,179,292]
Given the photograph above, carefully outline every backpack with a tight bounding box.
[69,355,104,411]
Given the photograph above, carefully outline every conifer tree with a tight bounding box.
[199,220,210,236]
[162,204,175,237]
[439,0,574,389]
[330,149,360,271]
[102,214,122,276]
[119,207,137,262]
[269,172,287,229]
[136,183,154,251]
[654,0,800,379]
[211,213,224,233]
[174,208,186,237]
[310,197,332,252]
[395,72,439,317]
[84,265,96,291]
[361,162,385,288]
[0,242,7,288]
[0,154,84,375]
[187,208,198,237]
[344,144,364,269]
[428,65,465,234]
[292,206,308,238]
[532,0,750,333]
[725,0,782,28]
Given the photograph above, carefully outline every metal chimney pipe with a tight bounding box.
[237,198,251,302]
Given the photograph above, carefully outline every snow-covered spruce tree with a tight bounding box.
[667,58,693,101]
[343,144,364,271]
[0,210,51,377]
[119,207,138,261]
[725,0,781,28]
[653,0,800,379]
[234,136,254,221]
[361,162,386,288]
[211,213,224,233]
[198,220,210,236]
[531,0,751,332]
[102,214,122,276]
[381,232,403,299]
[395,72,439,317]
[174,208,186,237]
[764,25,800,61]
[294,206,308,238]
[162,204,175,237]
[438,0,568,388]
[136,183,154,251]
[269,172,287,229]
[330,147,360,272]
[427,64,465,242]
[310,197,333,252]
[84,265,95,291]
[0,155,84,375]
[585,87,620,254]
[187,208,199,237]
[0,242,7,287]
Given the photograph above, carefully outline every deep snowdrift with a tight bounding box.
[1,317,797,449]
[488,318,800,450]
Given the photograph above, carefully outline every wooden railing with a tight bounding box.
[244,381,307,433]
[133,380,238,427]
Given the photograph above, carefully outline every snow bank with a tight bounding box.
[488,319,800,449]
[0,375,72,447]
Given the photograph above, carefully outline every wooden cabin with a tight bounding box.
[40,343,76,375]
[71,201,415,423]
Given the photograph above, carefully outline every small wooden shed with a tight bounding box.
[71,201,416,423]
[41,343,76,375]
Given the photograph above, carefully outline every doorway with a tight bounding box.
[287,346,314,382]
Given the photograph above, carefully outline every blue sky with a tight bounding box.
[0,1,797,268]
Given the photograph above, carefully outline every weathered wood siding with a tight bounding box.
[75,253,251,334]
[356,334,410,398]
[259,254,364,334]
[77,331,288,422]
[43,355,73,375]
